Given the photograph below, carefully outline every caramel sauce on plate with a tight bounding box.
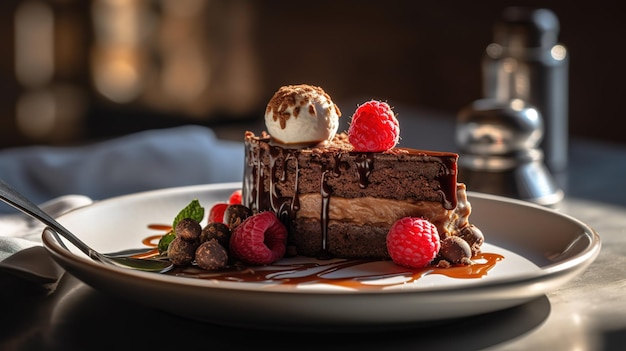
[168,253,503,291]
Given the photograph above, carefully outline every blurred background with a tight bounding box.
[1,0,624,148]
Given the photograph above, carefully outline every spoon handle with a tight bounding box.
[0,179,90,256]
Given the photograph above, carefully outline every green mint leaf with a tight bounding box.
[157,231,176,254]
[173,199,204,228]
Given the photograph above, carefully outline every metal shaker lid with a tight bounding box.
[494,7,560,50]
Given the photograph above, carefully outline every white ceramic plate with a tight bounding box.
[42,182,601,331]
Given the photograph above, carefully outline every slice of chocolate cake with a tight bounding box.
[242,84,482,264]
[243,131,473,259]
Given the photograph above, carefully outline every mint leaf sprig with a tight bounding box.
[158,199,205,255]
[172,199,205,228]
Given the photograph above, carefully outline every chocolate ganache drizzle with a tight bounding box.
[354,153,375,188]
[243,133,300,223]
[402,148,459,210]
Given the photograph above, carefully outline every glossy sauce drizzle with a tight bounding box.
[169,253,503,290]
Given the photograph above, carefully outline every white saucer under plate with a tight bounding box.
[42,182,601,331]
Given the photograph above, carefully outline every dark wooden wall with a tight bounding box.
[1,0,624,147]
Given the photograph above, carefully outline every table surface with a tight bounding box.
[2,108,626,351]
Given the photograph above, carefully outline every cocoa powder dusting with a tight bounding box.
[266,84,341,130]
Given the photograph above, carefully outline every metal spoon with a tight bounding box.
[0,179,173,273]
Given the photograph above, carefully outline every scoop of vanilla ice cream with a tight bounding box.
[264,85,341,145]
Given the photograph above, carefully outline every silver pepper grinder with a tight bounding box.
[482,7,569,175]
[456,98,563,207]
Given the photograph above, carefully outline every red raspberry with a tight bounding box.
[229,211,287,265]
[207,203,228,223]
[228,189,242,204]
[348,100,400,152]
[386,217,440,268]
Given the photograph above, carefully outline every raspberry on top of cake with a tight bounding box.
[242,84,484,268]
